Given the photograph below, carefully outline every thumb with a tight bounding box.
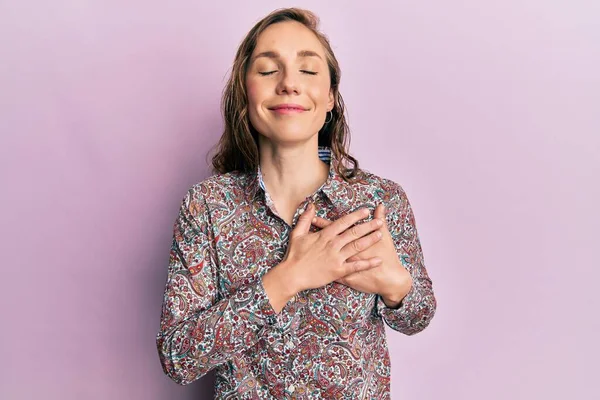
[374,203,386,225]
[291,203,315,238]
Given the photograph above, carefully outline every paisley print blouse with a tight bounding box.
[156,147,436,399]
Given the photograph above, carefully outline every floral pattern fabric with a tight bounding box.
[156,147,436,399]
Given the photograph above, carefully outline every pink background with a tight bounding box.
[1,0,598,399]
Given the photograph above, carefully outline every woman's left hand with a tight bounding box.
[311,204,413,307]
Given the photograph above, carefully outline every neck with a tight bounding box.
[257,138,330,202]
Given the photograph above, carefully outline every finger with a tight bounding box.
[343,257,382,275]
[347,254,361,262]
[336,217,383,252]
[374,203,384,222]
[336,256,361,279]
[311,215,332,228]
[375,204,389,230]
[321,207,371,238]
[291,203,316,238]
[340,229,383,260]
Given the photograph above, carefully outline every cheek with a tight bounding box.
[245,79,266,129]
[309,79,331,104]
[246,80,259,107]
[246,77,270,110]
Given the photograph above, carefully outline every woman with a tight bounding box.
[156,7,436,399]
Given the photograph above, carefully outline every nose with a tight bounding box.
[276,70,300,95]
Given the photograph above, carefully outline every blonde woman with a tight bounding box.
[156,7,436,399]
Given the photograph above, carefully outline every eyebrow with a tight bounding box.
[251,50,323,63]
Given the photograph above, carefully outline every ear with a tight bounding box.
[328,89,335,111]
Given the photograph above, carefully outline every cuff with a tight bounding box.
[376,284,417,318]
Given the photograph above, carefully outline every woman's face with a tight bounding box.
[246,21,334,145]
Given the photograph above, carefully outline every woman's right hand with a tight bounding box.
[282,203,384,293]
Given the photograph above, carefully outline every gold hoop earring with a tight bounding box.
[325,110,333,124]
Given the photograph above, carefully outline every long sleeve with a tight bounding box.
[156,185,278,385]
[376,182,437,335]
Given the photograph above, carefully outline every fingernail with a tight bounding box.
[376,232,382,239]
[375,219,383,226]
[312,217,317,223]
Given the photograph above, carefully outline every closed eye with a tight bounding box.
[258,70,318,76]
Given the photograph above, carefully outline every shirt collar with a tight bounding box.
[245,146,351,213]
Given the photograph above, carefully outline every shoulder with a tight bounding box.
[190,170,247,197]
[352,168,408,203]
[179,171,248,217]
[353,169,417,227]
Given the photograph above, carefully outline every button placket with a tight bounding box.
[281,327,300,397]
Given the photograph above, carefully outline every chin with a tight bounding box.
[259,123,313,142]
[270,128,315,143]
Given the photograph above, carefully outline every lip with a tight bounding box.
[268,103,308,114]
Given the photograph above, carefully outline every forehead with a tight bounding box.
[253,21,326,58]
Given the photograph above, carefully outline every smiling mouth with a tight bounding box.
[270,109,305,113]
[268,105,308,114]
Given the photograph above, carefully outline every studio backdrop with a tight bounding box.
[1,0,598,399]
